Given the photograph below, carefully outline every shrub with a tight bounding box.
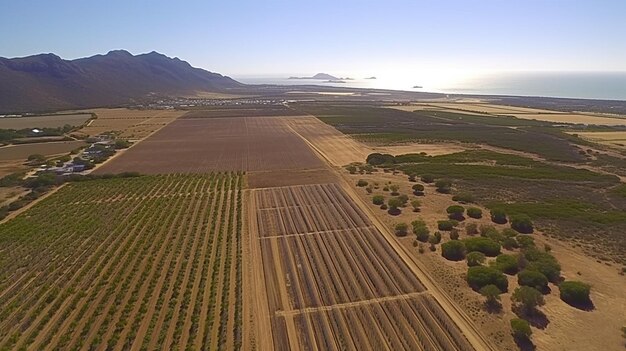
[437,220,455,231]
[408,173,417,182]
[346,165,357,174]
[380,204,388,210]
[446,205,465,220]
[559,281,591,306]
[510,318,532,340]
[410,199,421,212]
[27,154,46,162]
[372,195,385,205]
[463,237,501,257]
[365,186,373,194]
[435,179,452,193]
[452,192,474,203]
[383,186,389,191]
[490,208,507,224]
[518,269,548,291]
[525,251,561,282]
[517,235,535,249]
[466,207,483,219]
[429,243,437,251]
[450,229,459,240]
[494,254,519,275]
[512,286,544,314]
[429,231,442,244]
[398,194,409,206]
[366,153,394,165]
[356,179,368,187]
[467,266,508,292]
[389,184,400,195]
[503,237,519,250]
[394,222,409,236]
[441,240,466,261]
[387,198,402,214]
[502,228,518,238]
[466,223,478,236]
[412,184,424,192]
[480,284,502,308]
[511,214,534,234]
[467,251,486,266]
[421,174,435,183]
[413,220,430,242]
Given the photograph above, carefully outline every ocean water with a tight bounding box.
[235,71,626,101]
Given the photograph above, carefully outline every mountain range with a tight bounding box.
[0,50,243,113]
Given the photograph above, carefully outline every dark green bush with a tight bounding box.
[510,318,532,340]
[437,220,455,231]
[412,220,430,242]
[467,251,486,266]
[511,214,534,233]
[421,174,435,183]
[466,207,483,219]
[494,254,519,275]
[452,192,475,203]
[372,195,385,205]
[356,179,368,187]
[441,240,466,261]
[559,281,592,306]
[435,179,452,193]
[446,205,465,220]
[395,222,409,236]
[503,237,519,250]
[518,269,549,291]
[463,237,501,257]
[490,208,508,224]
[467,266,508,292]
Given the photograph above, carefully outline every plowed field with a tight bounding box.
[248,183,474,351]
[96,117,324,174]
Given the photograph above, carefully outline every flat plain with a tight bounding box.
[0,113,92,129]
[0,173,243,350]
[0,140,87,160]
[77,108,185,139]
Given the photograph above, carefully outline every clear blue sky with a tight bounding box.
[1,0,625,76]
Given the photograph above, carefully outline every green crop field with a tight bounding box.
[0,173,243,350]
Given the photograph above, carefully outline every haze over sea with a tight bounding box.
[237,71,626,101]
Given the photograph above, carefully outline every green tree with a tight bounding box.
[435,179,452,193]
[510,318,532,341]
[394,222,409,236]
[467,266,508,292]
[446,205,465,221]
[452,192,474,203]
[412,184,424,193]
[410,199,421,212]
[494,254,519,275]
[512,286,545,315]
[559,281,592,307]
[466,223,478,236]
[466,207,482,219]
[389,184,400,195]
[372,195,385,205]
[490,208,507,224]
[437,220,455,231]
[467,251,486,267]
[480,284,502,309]
[413,220,430,242]
[356,179,368,187]
[511,214,534,233]
[346,165,357,174]
[421,174,435,183]
[387,198,402,213]
[518,270,549,292]
[502,237,519,250]
[441,240,466,261]
[463,237,501,257]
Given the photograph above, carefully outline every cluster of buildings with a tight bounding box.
[133,97,286,110]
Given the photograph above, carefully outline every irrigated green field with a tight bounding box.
[0,173,243,350]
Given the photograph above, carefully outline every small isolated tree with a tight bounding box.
[372,195,385,205]
[446,205,465,221]
[510,318,532,341]
[467,251,486,267]
[525,250,561,282]
[398,194,409,206]
[517,235,535,249]
[490,208,508,224]
[450,228,460,240]
[452,192,474,203]
[480,284,502,309]
[410,199,421,212]
[441,240,466,261]
[421,174,435,183]
[429,231,442,245]
[494,254,519,275]
[466,223,478,236]
[346,165,357,174]
[437,220,455,231]
[512,286,545,315]
[408,173,417,182]
[467,266,508,292]
[511,214,534,234]
[356,179,368,187]
[394,222,409,236]
[518,269,549,292]
[466,207,483,219]
[413,220,430,242]
[387,198,402,215]
[435,179,452,194]
[559,281,592,307]
[412,184,425,196]
[503,237,519,250]
[389,184,400,195]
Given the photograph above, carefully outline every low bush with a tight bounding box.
[452,192,475,203]
[372,195,385,205]
[421,174,435,183]
[518,269,549,291]
[511,214,534,233]
[512,286,545,314]
[467,266,508,292]
[356,179,368,187]
[437,220,455,231]
[446,205,465,221]
[394,222,409,236]
[490,208,508,224]
[435,179,452,193]
[441,240,466,261]
[559,281,591,306]
[410,199,421,212]
[467,251,486,266]
[466,223,478,235]
[503,237,519,250]
[463,237,501,257]
[466,207,483,219]
[494,254,519,275]
[450,228,460,240]
[510,318,532,340]
[412,220,430,242]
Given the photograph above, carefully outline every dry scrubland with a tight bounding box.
[0,113,92,129]
[0,173,243,350]
[77,108,185,139]
[249,183,474,351]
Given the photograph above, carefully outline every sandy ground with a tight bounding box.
[342,169,626,351]
[0,113,91,129]
[0,140,87,161]
[76,108,185,138]
[574,131,626,150]
[0,161,28,177]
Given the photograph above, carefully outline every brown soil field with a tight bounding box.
[286,116,465,167]
[0,173,244,350]
[248,183,476,351]
[0,113,91,129]
[182,106,306,118]
[247,168,338,189]
[0,140,87,161]
[344,169,626,351]
[0,186,26,206]
[95,117,324,174]
[0,161,28,177]
[77,108,185,138]
[574,131,626,150]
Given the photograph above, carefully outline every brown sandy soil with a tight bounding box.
[247,168,338,188]
[0,186,27,206]
[0,161,27,177]
[343,169,626,351]
[574,131,626,150]
[0,140,87,161]
[0,113,91,129]
[286,115,466,167]
[95,117,324,174]
[248,183,482,350]
[76,108,185,138]
[507,113,626,126]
